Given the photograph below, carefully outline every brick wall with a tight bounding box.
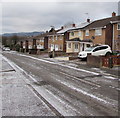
[87,55,102,67]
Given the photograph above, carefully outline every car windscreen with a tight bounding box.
[85,47,94,51]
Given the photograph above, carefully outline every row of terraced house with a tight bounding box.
[18,12,120,55]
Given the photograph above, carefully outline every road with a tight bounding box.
[2,51,119,116]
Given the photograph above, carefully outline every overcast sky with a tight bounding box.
[1,1,119,34]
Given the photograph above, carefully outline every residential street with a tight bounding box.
[2,51,119,116]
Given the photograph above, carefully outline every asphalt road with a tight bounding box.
[2,51,119,116]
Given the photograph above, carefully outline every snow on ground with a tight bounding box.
[52,75,117,107]
[5,52,100,75]
[2,52,119,116]
[104,76,118,80]
[2,55,82,116]
[2,55,55,116]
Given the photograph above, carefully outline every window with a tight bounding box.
[60,35,62,40]
[71,32,74,36]
[68,43,71,48]
[52,36,54,41]
[86,44,91,47]
[75,44,78,49]
[93,47,101,52]
[85,30,89,36]
[55,45,58,50]
[99,46,108,50]
[95,28,102,36]
[56,36,58,40]
[118,23,120,30]
[59,45,62,50]
[78,31,81,36]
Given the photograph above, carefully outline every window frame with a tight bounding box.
[78,31,81,36]
[74,43,78,49]
[71,32,74,37]
[85,30,89,36]
[117,23,120,30]
[95,28,102,36]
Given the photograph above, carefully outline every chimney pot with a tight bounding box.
[112,12,116,17]
[61,26,64,29]
[87,18,90,23]
[72,24,75,27]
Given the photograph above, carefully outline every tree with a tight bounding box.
[2,36,8,46]
[10,35,19,45]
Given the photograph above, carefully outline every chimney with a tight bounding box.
[61,26,64,29]
[87,18,90,23]
[112,12,116,17]
[72,24,75,27]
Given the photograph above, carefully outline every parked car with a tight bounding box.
[78,45,112,59]
[2,47,10,51]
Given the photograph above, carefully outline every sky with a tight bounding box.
[1,0,120,34]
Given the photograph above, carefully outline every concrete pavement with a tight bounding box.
[2,55,55,116]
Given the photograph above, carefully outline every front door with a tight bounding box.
[74,43,79,52]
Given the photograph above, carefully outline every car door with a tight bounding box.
[92,47,101,56]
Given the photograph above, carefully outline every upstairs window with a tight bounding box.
[55,36,58,40]
[118,23,120,30]
[85,30,89,36]
[78,31,81,36]
[95,28,102,36]
[60,35,63,40]
[71,32,74,36]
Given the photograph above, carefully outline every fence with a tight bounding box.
[102,55,120,68]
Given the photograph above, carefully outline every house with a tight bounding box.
[82,12,120,51]
[20,36,34,52]
[66,19,92,53]
[35,32,49,51]
[110,19,120,51]
[48,23,76,52]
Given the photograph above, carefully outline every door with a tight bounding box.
[50,44,54,51]
[74,43,79,52]
[55,45,58,51]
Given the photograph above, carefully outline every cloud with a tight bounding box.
[2,2,118,33]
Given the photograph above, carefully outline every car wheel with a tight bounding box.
[105,52,111,57]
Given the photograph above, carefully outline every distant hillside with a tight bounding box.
[2,31,44,37]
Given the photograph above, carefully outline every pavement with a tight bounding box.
[1,55,55,116]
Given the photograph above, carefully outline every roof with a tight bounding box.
[57,22,91,33]
[57,27,76,34]
[68,22,91,32]
[83,16,120,30]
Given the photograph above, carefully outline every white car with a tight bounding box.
[78,45,112,59]
[2,47,10,51]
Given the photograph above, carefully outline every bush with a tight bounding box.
[15,44,20,51]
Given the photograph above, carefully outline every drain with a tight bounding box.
[0,69,16,73]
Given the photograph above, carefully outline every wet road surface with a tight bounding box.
[2,52,119,116]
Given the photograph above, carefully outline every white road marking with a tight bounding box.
[59,71,101,88]
[104,76,118,80]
